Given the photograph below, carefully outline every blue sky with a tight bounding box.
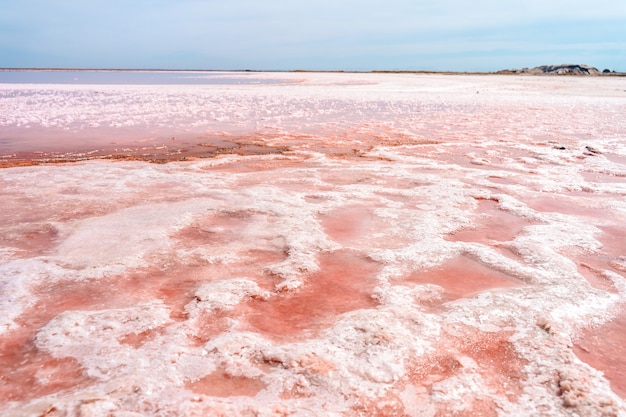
[1,0,625,71]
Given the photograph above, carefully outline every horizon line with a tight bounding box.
[1,67,624,76]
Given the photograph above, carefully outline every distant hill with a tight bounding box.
[498,64,602,75]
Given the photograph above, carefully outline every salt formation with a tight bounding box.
[1,72,626,416]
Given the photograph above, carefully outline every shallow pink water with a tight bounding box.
[404,255,523,304]
[243,251,381,339]
[575,307,626,399]
[1,73,626,416]
[447,198,535,244]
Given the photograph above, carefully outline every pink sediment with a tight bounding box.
[526,195,610,219]
[322,205,414,248]
[0,338,88,404]
[447,198,534,244]
[575,307,626,398]
[186,369,267,398]
[0,288,101,403]
[243,251,381,338]
[404,255,522,303]
[412,330,526,399]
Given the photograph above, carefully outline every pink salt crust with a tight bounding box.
[1,73,626,416]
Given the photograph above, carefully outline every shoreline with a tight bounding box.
[2,67,625,76]
[0,136,293,168]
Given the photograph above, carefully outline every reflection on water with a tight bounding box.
[0,69,287,85]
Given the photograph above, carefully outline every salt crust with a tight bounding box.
[4,151,624,415]
[1,73,626,416]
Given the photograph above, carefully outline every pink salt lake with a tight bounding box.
[1,72,625,416]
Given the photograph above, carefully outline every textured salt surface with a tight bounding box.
[1,73,626,416]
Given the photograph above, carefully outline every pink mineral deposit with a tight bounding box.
[1,72,625,416]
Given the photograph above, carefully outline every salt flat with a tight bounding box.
[1,72,626,416]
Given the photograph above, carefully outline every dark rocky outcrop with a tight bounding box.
[498,64,601,75]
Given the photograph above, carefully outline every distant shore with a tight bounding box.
[1,67,624,76]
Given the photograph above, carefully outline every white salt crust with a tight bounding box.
[1,73,626,416]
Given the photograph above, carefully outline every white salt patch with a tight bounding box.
[54,199,215,271]
[430,373,487,410]
[186,279,267,316]
[0,258,66,333]
[258,306,441,399]
[372,284,445,308]
[400,385,435,417]
[201,331,271,378]
[35,301,171,379]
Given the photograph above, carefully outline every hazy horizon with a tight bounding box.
[0,65,621,74]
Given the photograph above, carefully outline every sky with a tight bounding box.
[1,0,625,72]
